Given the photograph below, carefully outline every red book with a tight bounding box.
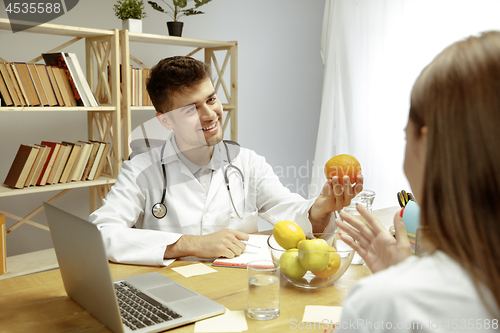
[37,141,61,186]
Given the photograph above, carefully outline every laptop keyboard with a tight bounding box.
[114,281,182,330]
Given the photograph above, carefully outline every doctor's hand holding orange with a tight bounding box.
[309,154,364,233]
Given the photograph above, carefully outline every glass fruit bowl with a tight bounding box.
[267,233,354,289]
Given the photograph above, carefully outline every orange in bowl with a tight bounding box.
[311,246,341,278]
[324,154,361,183]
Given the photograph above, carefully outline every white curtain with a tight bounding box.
[310,0,500,209]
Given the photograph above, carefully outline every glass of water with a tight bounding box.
[343,190,376,217]
[342,189,376,265]
[247,260,280,320]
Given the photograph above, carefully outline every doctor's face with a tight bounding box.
[164,79,223,150]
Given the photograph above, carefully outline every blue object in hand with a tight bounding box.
[402,200,420,235]
[402,200,420,255]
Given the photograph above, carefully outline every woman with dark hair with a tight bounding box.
[336,31,500,332]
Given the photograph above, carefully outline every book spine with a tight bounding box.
[28,63,49,106]
[66,53,98,107]
[14,62,41,106]
[46,66,64,106]
[9,64,29,106]
[4,145,36,188]
[0,72,13,106]
[0,63,21,106]
[35,64,58,106]
[93,143,110,180]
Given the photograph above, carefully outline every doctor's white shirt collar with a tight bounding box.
[170,135,222,174]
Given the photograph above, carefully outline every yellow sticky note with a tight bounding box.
[302,305,343,324]
[172,263,217,278]
[194,309,248,332]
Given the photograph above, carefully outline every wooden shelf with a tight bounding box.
[0,176,116,198]
[130,106,155,111]
[0,18,114,38]
[0,106,117,112]
[130,104,235,111]
[128,32,235,48]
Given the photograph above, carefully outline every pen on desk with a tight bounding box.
[242,241,261,248]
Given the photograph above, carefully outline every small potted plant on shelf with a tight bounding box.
[114,0,147,33]
[148,0,212,37]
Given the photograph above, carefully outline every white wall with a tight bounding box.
[0,0,326,256]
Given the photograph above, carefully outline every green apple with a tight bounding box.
[298,239,330,271]
[280,248,307,280]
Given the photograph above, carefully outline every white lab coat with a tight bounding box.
[90,135,324,266]
[337,251,498,332]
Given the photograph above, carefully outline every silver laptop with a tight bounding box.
[44,202,226,333]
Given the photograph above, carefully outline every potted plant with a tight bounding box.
[148,0,212,37]
[114,0,147,33]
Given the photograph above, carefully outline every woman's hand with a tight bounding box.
[337,205,412,273]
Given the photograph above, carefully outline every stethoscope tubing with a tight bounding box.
[223,141,245,219]
[152,141,245,219]
[152,144,168,219]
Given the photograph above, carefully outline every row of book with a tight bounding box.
[0,52,98,108]
[4,140,110,189]
[131,67,152,107]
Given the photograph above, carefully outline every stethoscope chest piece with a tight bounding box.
[152,202,167,219]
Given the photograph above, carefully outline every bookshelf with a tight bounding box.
[0,18,121,235]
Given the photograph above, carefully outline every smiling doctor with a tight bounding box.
[90,56,363,266]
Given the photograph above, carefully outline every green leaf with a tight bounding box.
[148,1,165,13]
[147,0,211,21]
[193,0,211,8]
[183,9,204,16]
[114,0,147,20]
[173,0,187,8]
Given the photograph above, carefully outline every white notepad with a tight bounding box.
[211,235,273,268]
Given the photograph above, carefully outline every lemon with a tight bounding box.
[273,220,306,250]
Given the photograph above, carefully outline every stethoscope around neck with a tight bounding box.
[151,144,168,219]
[152,141,245,219]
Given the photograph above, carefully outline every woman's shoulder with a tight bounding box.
[339,251,496,332]
[350,251,469,298]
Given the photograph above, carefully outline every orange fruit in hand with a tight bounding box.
[311,246,341,278]
[324,154,361,183]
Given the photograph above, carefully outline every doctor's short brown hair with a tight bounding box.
[146,56,212,113]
